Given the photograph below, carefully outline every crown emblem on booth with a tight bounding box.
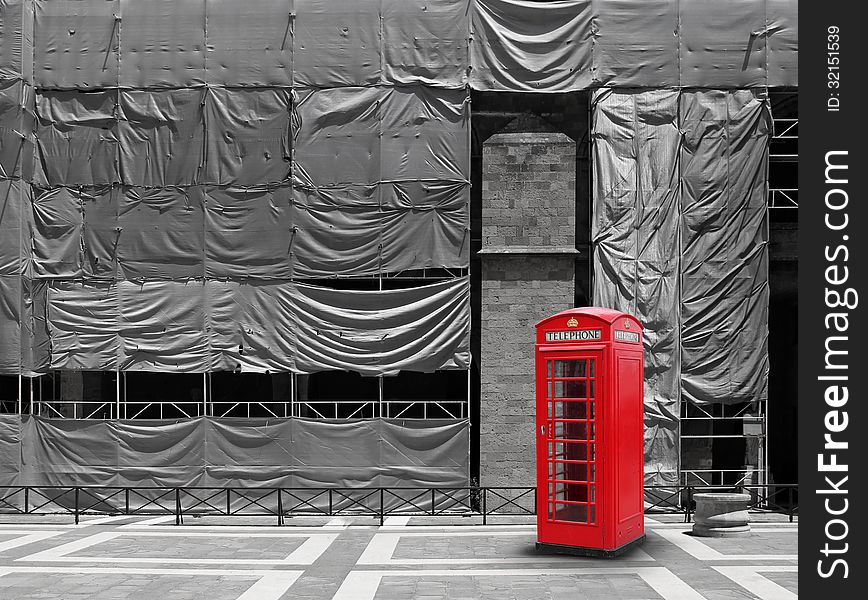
[567,317,578,328]
[624,321,631,329]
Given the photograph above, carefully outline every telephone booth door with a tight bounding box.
[536,351,603,549]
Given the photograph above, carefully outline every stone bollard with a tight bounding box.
[691,493,751,537]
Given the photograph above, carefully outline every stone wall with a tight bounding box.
[479,130,576,487]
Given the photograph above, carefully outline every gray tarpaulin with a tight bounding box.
[470,0,798,90]
[11,1,796,90]
[2,0,793,378]
[43,277,469,374]
[680,90,770,406]
[0,414,469,494]
[592,89,770,485]
[1,0,788,487]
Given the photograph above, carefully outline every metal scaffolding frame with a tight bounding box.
[768,92,798,209]
[679,399,768,488]
[4,369,472,421]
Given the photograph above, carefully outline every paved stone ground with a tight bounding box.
[0,513,797,599]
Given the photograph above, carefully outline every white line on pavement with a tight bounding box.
[0,531,66,554]
[235,571,304,600]
[713,566,798,600]
[120,515,177,527]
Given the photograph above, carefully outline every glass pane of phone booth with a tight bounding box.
[546,358,597,524]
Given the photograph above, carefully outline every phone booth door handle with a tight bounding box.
[540,425,545,437]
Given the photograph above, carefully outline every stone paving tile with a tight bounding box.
[685,531,797,556]
[375,573,657,600]
[75,533,307,561]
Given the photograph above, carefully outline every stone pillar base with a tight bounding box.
[691,492,751,537]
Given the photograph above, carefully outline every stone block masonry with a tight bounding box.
[479,131,576,487]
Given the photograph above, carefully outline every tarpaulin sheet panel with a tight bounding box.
[679,90,770,405]
[0,414,19,486]
[290,203,382,277]
[1,79,33,179]
[290,419,383,485]
[292,278,470,375]
[30,187,84,277]
[20,277,49,375]
[0,1,29,79]
[116,419,206,486]
[118,89,205,187]
[20,418,119,486]
[80,186,117,279]
[381,0,469,89]
[118,279,209,372]
[204,186,293,279]
[202,88,292,186]
[592,89,681,486]
[204,0,294,88]
[47,279,119,370]
[117,0,206,89]
[0,178,25,276]
[591,1,678,87]
[380,205,469,271]
[767,0,798,88]
[0,275,21,373]
[33,90,120,186]
[292,86,383,187]
[33,0,120,89]
[678,0,768,88]
[470,0,593,92]
[1,415,470,491]
[202,418,296,486]
[206,279,297,373]
[30,186,121,279]
[293,0,381,87]
[293,85,469,186]
[380,86,469,183]
[117,187,205,280]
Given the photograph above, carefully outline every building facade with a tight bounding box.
[0,1,798,496]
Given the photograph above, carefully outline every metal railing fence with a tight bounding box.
[0,484,796,526]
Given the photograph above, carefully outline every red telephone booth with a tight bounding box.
[535,307,645,557]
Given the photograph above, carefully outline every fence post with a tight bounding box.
[482,488,487,526]
[788,486,794,523]
[328,489,333,516]
[277,489,284,527]
[685,486,693,523]
[124,488,130,515]
[226,489,231,516]
[24,487,28,514]
[74,487,79,525]
[379,488,384,526]
[431,489,436,516]
[175,488,182,526]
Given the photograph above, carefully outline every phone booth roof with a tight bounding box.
[535,307,643,346]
